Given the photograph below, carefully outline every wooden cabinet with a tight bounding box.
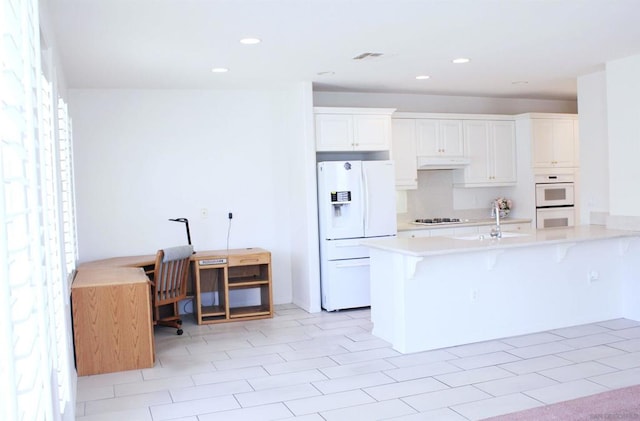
[416,119,464,157]
[71,267,155,376]
[194,248,273,324]
[531,117,578,168]
[391,119,418,189]
[314,107,395,151]
[454,120,516,187]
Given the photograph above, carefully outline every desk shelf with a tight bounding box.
[200,305,227,322]
[194,249,273,324]
[228,278,269,288]
[229,305,272,319]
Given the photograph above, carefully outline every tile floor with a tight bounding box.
[75,305,640,421]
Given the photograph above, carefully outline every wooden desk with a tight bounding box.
[71,248,273,376]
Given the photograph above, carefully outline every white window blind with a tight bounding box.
[57,99,76,277]
[56,97,76,411]
[1,0,52,418]
[1,0,77,419]
[41,73,76,416]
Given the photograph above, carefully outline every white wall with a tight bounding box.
[606,55,640,220]
[313,91,577,114]
[575,54,640,230]
[577,71,609,224]
[282,85,321,312]
[70,86,316,306]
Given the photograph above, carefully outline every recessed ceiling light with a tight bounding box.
[415,75,431,80]
[211,67,229,73]
[452,58,470,64]
[240,37,261,45]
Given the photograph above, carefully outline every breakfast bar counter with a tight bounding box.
[366,225,638,257]
[361,225,640,354]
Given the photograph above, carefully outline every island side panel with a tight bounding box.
[370,237,637,354]
[620,238,640,321]
[369,249,408,352]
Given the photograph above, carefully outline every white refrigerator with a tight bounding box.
[317,160,397,311]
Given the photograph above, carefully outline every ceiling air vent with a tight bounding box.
[352,52,384,60]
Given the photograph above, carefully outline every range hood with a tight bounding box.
[417,156,471,170]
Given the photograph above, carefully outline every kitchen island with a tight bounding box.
[362,225,640,353]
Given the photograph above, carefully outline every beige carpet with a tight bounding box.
[482,384,640,421]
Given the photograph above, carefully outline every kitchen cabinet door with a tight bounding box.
[532,118,577,168]
[391,119,418,189]
[491,121,517,183]
[455,120,516,187]
[397,229,431,238]
[440,120,465,157]
[353,115,391,151]
[315,114,354,151]
[315,108,394,152]
[416,119,439,155]
[416,119,464,157]
[460,121,491,184]
[551,119,576,167]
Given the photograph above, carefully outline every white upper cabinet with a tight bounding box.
[314,114,353,150]
[491,121,517,183]
[353,115,391,150]
[454,120,516,187]
[391,119,418,189]
[314,107,395,152]
[416,119,464,157]
[531,117,578,168]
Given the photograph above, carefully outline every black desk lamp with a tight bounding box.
[169,218,195,253]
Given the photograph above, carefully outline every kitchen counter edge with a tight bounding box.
[397,218,531,232]
[363,225,640,257]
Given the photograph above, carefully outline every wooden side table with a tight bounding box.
[193,248,273,324]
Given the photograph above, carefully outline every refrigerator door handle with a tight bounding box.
[362,167,369,233]
[335,261,369,268]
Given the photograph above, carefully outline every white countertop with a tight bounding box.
[397,218,531,232]
[363,225,640,257]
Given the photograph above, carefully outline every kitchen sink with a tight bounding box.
[452,231,530,241]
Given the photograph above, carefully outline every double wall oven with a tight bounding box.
[535,173,575,228]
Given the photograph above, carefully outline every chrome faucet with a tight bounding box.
[490,201,502,238]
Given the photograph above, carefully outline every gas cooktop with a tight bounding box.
[412,218,465,225]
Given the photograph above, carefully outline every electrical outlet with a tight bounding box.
[471,289,479,302]
[588,270,600,282]
[200,208,208,218]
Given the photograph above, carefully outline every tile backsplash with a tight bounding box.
[405,170,454,217]
[397,169,516,222]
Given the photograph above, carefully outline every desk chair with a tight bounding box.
[150,245,193,335]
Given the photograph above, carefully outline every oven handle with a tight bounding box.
[535,182,574,187]
[535,204,575,209]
